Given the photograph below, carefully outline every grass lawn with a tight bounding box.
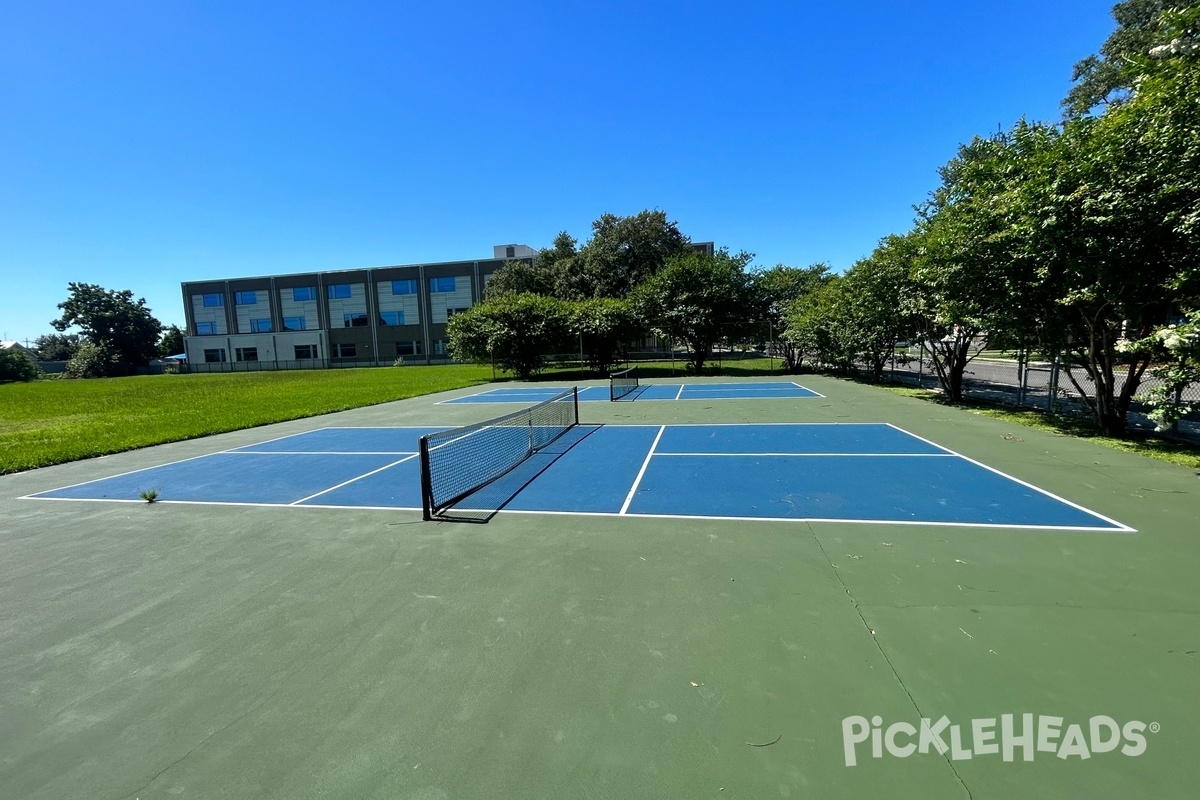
[0,365,495,475]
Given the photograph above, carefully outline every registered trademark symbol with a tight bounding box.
[1149,722,1161,733]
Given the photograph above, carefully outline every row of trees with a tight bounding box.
[447,209,836,379]
[2,284,179,382]
[774,0,1200,436]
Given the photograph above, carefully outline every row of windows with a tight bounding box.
[198,313,428,334]
[201,277,458,308]
[201,341,436,363]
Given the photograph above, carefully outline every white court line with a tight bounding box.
[674,385,685,400]
[289,453,420,505]
[620,425,665,515]
[651,452,956,458]
[20,450,230,497]
[882,422,1136,532]
[226,450,417,456]
[790,381,826,397]
[16,495,1130,532]
[493,508,1130,532]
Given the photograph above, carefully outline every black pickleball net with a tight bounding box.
[419,387,579,519]
[609,366,639,401]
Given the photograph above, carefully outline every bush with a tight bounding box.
[0,348,41,382]
[64,342,124,378]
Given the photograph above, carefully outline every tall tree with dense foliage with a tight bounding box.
[631,249,755,372]
[835,245,917,381]
[32,333,82,361]
[569,298,643,376]
[750,263,833,372]
[158,325,185,357]
[51,283,163,376]
[446,293,571,379]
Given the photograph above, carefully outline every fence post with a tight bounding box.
[1017,348,1026,407]
[1047,354,1060,413]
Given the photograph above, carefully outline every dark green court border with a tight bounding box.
[1,374,1196,799]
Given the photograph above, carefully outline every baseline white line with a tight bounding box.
[227,426,333,450]
[226,450,417,456]
[489,508,1132,532]
[289,453,420,505]
[620,425,665,515]
[882,423,1136,532]
[651,452,956,458]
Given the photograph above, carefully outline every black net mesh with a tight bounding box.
[420,387,578,517]
[610,366,639,401]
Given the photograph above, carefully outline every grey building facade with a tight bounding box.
[181,246,531,370]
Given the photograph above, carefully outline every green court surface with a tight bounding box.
[1,375,1197,799]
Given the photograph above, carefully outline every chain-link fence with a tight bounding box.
[879,349,1200,443]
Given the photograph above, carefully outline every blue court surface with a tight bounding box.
[26,424,1131,531]
[442,381,823,403]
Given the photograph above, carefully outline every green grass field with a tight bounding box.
[0,365,494,474]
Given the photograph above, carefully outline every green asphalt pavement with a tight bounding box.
[1,375,1196,799]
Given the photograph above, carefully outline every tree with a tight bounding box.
[569,298,644,376]
[1129,309,1200,429]
[631,249,755,372]
[446,293,572,379]
[0,348,40,382]
[750,263,833,372]
[570,210,692,298]
[51,283,163,376]
[834,246,917,381]
[158,324,185,357]
[64,341,123,379]
[1063,0,1200,117]
[32,333,82,361]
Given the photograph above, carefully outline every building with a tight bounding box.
[180,248,532,370]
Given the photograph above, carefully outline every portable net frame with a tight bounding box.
[419,387,579,519]
[609,366,640,401]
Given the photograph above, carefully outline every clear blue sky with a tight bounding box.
[1,1,1117,344]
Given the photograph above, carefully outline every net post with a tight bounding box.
[574,386,579,423]
[418,435,433,521]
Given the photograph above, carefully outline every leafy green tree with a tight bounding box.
[32,333,82,361]
[0,347,41,382]
[51,283,163,376]
[750,263,833,372]
[631,249,755,372]
[1063,0,1200,117]
[835,245,917,381]
[447,293,572,379]
[569,298,644,376]
[1129,309,1200,429]
[157,325,185,357]
[64,342,124,379]
[569,210,692,298]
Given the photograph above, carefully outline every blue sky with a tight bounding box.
[1,1,1117,344]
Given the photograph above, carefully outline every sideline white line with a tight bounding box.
[789,381,826,397]
[227,450,417,456]
[289,453,420,505]
[620,426,665,515]
[882,423,1137,532]
[651,452,956,458]
[674,385,685,401]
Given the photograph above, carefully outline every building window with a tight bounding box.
[293,287,316,302]
[391,279,417,295]
[343,313,369,328]
[250,318,272,332]
[429,276,457,293]
[379,311,404,326]
[203,348,226,363]
[446,307,470,318]
[396,340,422,357]
[333,343,357,358]
[505,246,515,258]
[432,339,447,356]
[294,344,317,360]
[235,347,258,362]
[196,321,217,335]
[327,284,352,299]
[283,316,306,331]
[235,291,258,305]
[202,293,224,307]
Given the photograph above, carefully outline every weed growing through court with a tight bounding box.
[139,488,159,503]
